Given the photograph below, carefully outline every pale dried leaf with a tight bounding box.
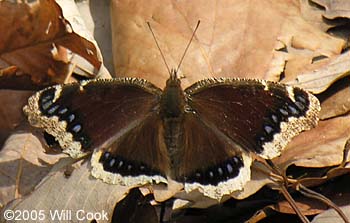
[152,178,183,202]
[311,205,350,223]
[0,133,63,207]
[56,0,112,79]
[2,160,129,223]
[312,0,350,19]
[286,52,350,93]
[300,0,333,32]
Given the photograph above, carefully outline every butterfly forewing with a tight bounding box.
[185,78,320,159]
[24,78,162,158]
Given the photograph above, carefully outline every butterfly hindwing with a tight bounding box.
[176,112,252,200]
[185,78,320,159]
[91,112,169,186]
[24,78,162,158]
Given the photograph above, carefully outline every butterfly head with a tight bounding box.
[166,69,181,87]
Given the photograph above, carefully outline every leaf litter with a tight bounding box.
[1,0,350,222]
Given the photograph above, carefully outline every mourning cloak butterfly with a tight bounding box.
[23,70,320,200]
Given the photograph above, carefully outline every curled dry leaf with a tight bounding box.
[275,114,350,168]
[286,52,350,94]
[299,0,333,32]
[0,0,101,84]
[1,160,129,223]
[55,0,112,79]
[111,0,343,88]
[318,77,350,120]
[311,0,350,19]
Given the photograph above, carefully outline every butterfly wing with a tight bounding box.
[91,112,169,186]
[185,78,320,160]
[24,78,170,185]
[175,112,252,200]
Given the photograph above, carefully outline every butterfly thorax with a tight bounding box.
[160,70,186,172]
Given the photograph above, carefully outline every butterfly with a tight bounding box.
[23,69,320,200]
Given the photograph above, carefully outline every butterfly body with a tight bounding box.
[23,75,320,200]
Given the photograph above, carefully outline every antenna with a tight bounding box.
[147,22,171,75]
[176,20,200,73]
[147,21,201,76]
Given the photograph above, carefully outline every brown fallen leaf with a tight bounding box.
[111,0,344,88]
[275,115,350,168]
[318,77,350,120]
[312,0,350,19]
[299,0,334,32]
[0,0,101,84]
[0,90,33,148]
[286,52,350,94]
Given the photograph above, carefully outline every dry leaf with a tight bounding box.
[312,0,350,19]
[1,160,129,223]
[0,90,33,147]
[0,133,63,207]
[318,77,350,120]
[0,0,101,84]
[311,205,350,223]
[111,0,344,88]
[286,52,350,94]
[275,115,350,168]
[55,0,111,79]
[299,0,334,32]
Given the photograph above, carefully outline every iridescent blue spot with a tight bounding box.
[288,105,299,115]
[279,108,288,116]
[264,125,274,134]
[227,163,233,173]
[218,167,223,176]
[58,107,68,115]
[71,124,82,133]
[109,158,116,167]
[66,114,75,123]
[271,114,279,123]
[41,101,53,110]
[47,104,60,115]
[295,101,305,111]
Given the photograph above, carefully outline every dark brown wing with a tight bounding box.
[24,78,170,186]
[91,112,170,186]
[185,78,320,159]
[175,112,252,200]
[24,78,162,158]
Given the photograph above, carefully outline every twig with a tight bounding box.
[297,183,350,223]
[279,185,310,223]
